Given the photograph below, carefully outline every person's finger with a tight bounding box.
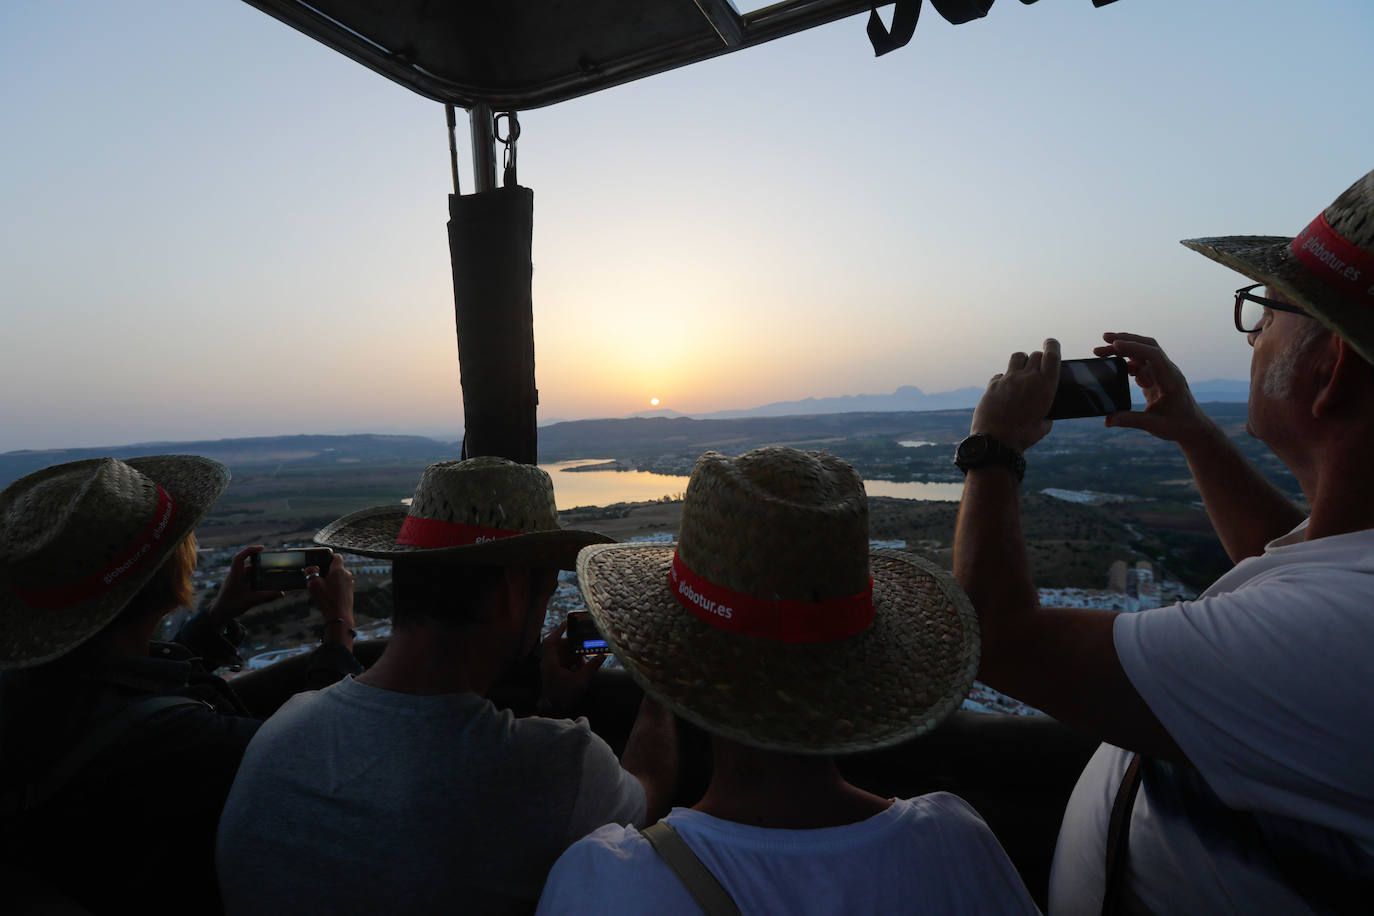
[226,545,264,580]
[1102,332,1159,346]
[1103,410,1152,431]
[584,653,607,675]
[1026,351,1043,372]
[1099,337,1164,362]
[305,567,328,605]
[1007,351,1029,371]
[543,620,568,650]
[1041,338,1061,380]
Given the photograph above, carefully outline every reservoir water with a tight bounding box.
[539,459,963,509]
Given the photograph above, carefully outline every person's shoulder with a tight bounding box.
[898,791,987,821]
[239,681,343,750]
[507,711,598,754]
[258,683,331,725]
[563,821,643,856]
[536,824,665,915]
[891,793,1004,843]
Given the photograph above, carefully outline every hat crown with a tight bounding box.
[1324,169,1374,251]
[0,459,164,589]
[407,456,559,532]
[676,447,870,601]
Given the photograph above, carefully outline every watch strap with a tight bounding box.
[955,434,1026,482]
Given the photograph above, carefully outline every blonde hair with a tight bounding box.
[121,533,199,621]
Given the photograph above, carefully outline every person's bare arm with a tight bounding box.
[953,339,1183,760]
[1096,333,1304,561]
[618,695,679,823]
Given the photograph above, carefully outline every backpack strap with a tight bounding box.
[1101,753,1144,916]
[10,694,208,814]
[641,821,742,916]
[1103,753,1374,916]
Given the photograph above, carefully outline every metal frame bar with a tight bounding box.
[240,0,875,111]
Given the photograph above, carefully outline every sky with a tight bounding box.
[2,0,1372,452]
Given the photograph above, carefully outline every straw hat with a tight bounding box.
[314,456,611,570]
[1183,166,1374,365]
[577,447,979,755]
[0,455,230,670]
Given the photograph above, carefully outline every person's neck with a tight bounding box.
[1295,430,1374,541]
[356,625,498,696]
[83,608,164,661]
[691,738,891,829]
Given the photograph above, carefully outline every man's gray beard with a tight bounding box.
[1261,322,1327,399]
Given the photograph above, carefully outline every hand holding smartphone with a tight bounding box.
[565,610,612,657]
[249,548,334,591]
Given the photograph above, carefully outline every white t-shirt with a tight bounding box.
[536,793,1040,915]
[216,677,646,916]
[1050,521,1374,916]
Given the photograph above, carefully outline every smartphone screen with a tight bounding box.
[566,611,612,656]
[1046,357,1131,420]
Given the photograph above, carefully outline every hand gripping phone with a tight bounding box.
[249,548,334,591]
[566,610,612,656]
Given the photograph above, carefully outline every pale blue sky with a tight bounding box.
[2,0,1372,451]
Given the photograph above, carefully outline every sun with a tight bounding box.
[649,397,660,406]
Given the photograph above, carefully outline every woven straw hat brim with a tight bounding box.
[314,504,612,570]
[577,544,979,755]
[0,455,230,670]
[1182,235,1374,366]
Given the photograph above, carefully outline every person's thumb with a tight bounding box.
[1104,410,1154,432]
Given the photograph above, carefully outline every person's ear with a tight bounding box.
[1312,335,1364,418]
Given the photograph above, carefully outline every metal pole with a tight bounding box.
[469,102,496,193]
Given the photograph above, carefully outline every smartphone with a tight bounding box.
[250,548,334,591]
[1046,357,1131,420]
[566,610,612,657]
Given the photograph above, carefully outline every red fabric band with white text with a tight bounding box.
[396,516,524,548]
[11,485,178,611]
[1290,213,1374,301]
[669,552,875,644]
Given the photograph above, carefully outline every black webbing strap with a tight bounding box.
[1101,753,1143,916]
[642,821,742,916]
[867,0,921,56]
[11,695,207,814]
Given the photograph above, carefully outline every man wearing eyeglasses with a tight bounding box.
[952,167,1374,915]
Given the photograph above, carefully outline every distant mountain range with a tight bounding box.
[628,379,1250,421]
[0,434,457,490]
[1,381,1250,487]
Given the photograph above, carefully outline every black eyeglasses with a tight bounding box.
[1234,284,1308,333]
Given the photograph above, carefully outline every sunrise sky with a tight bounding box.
[2,0,1372,451]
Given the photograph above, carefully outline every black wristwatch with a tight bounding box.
[954,434,1025,482]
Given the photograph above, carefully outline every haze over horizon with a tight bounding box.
[0,376,1254,456]
[3,1,1371,454]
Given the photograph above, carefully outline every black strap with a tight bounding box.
[1103,754,1374,915]
[1101,753,1143,916]
[11,695,207,814]
[642,821,742,916]
[867,0,921,56]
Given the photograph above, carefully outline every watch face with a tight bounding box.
[958,435,989,464]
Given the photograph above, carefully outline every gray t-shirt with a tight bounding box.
[1050,521,1374,915]
[216,677,646,915]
